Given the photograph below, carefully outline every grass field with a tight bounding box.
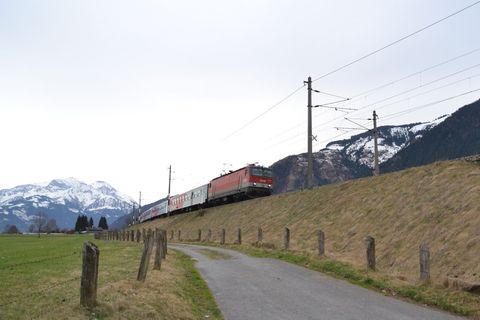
[0,234,222,320]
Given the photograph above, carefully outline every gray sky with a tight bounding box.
[1,0,479,203]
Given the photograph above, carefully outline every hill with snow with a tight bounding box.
[0,178,134,232]
[270,113,448,193]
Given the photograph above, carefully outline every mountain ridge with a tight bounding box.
[270,113,447,193]
[0,178,134,232]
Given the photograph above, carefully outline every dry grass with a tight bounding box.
[140,159,480,288]
[0,235,222,320]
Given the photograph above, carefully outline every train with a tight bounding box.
[138,164,273,223]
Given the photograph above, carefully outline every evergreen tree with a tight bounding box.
[75,215,90,232]
[98,216,108,230]
[74,215,81,232]
[88,217,94,228]
[81,215,88,231]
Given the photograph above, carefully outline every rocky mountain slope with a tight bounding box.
[381,99,480,172]
[270,114,447,194]
[0,178,134,232]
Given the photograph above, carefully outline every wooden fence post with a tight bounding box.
[284,227,290,250]
[131,230,134,242]
[80,241,99,308]
[257,226,263,244]
[137,230,154,282]
[365,235,376,271]
[142,229,146,242]
[207,229,212,242]
[198,229,202,242]
[170,230,174,240]
[419,244,430,281]
[162,229,167,258]
[317,230,325,256]
[178,230,181,241]
[220,229,225,245]
[154,228,164,270]
[236,228,242,244]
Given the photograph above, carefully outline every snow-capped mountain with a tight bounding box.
[326,115,448,169]
[270,114,449,194]
[0,178,134,232]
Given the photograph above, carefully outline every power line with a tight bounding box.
[381,88,480,121]
[373,73,480,113]
[312,1,480,82]
[353,63,480,111]
[221,0,480,143]
[221,84,304,141]
[349,47,480,99]
[261,48,480,148]
[310,63,480,132]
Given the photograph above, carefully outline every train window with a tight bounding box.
[251,167,273,177]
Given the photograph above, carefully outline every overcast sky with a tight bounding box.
[1,0,479,203]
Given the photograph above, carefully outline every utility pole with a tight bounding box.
[168,165,172,198]
[372,110,380,176]
[138,191,142,219]
[167,165,172,216]
[305,76,314,189]
[132,202,136,224]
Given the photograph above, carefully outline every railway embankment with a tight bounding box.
[141,158,480,287]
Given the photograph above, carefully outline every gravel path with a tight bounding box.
[170,244,463,320]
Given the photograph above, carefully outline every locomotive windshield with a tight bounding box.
[251,167,273,178]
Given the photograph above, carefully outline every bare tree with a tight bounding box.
[31,212,48,237]
[45,218,58,233]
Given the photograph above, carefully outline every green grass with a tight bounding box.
[175,250,224,319]
[0,234,142,319]
[0,234,223,319]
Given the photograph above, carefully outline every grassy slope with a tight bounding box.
[141,159,480,286]
[0,234,222,320]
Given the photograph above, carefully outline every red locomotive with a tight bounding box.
[208,165,273,205]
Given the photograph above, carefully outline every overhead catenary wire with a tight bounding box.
[268,72,480,152]
[309,62,480,133]
[352,63,480,112]
[261,48,480,147]
[381,88,480,121]
[220,84,305,141]
[221,2,480,143]
[372,73,480,113]
[312,1,480,83]
[349,47,480,99]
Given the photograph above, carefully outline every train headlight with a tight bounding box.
[253,182,257,186]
